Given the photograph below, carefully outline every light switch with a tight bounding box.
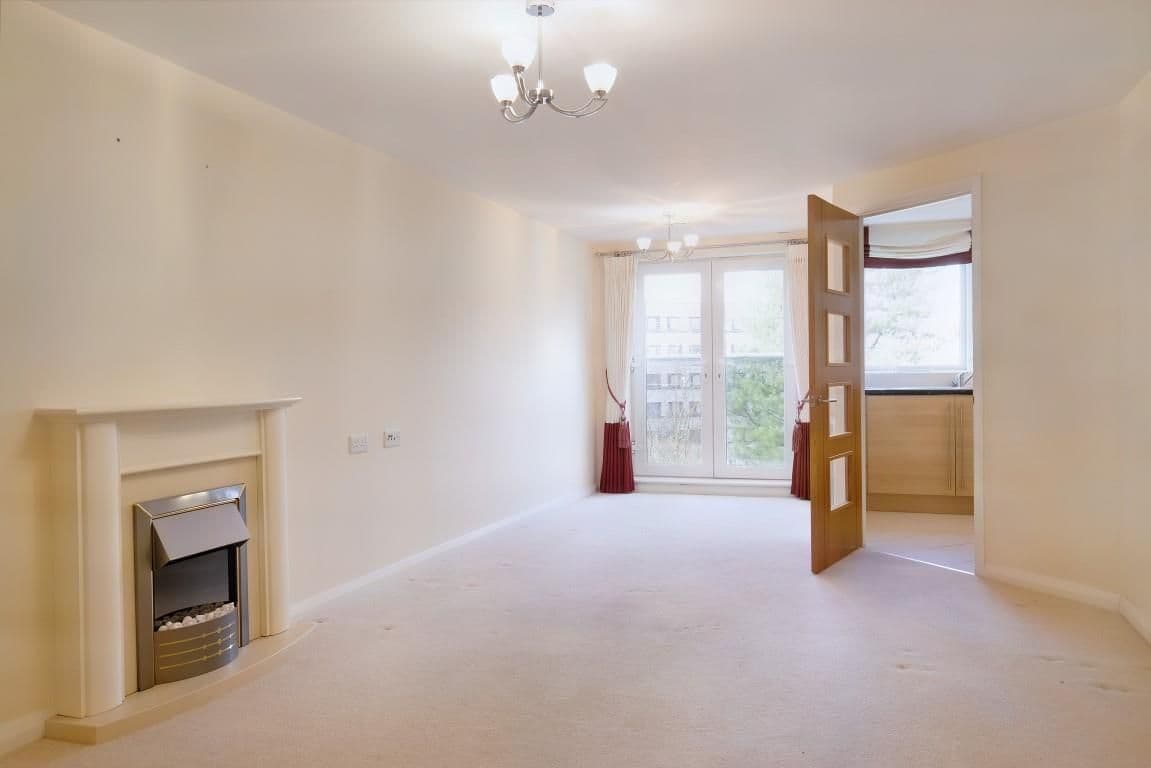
[384,429,401,448]
[348,433,370,454]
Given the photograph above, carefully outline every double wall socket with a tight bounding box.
[347,433,370,454]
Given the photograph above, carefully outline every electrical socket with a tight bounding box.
[348,433,370,454]
[384,429,401,448]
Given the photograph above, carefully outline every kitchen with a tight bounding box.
[860,195,976,573]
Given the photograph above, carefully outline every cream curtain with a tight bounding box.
[867,231,972,260]
[603,255,636,423]
[786,242,810,422]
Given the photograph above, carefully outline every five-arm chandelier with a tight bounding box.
[636,214,702,261]
[489,0,618,123]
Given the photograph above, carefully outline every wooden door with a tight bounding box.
[807,195,864,573]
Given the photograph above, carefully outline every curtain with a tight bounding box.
[785,243,811,500]
[865,223,972,269]
[599,255,636,493]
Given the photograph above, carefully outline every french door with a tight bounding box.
[631,255,795,480]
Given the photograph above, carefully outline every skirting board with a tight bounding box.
[1119,597,1151,646]
[982,564,1119,612]
[291,488,594,620]
[979,566,1151,647]
[0,710,52,758]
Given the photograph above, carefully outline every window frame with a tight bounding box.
[630,252,794,481]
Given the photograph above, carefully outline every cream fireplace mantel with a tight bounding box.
[37,398,300,721]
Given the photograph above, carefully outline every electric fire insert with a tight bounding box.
[133,484,250,690]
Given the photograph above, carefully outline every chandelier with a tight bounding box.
[636,214,701,260]
[489,0,618,123]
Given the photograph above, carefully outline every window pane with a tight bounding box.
[642,273,703,466]
[864,265,968,369]
[722,269,787,467]
[827,239,847,293]
[830,455,849,510]
[827,313,847,364]
[828,384,847,437]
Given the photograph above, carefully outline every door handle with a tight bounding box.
[802,394,839,406]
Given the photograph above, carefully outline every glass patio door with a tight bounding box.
[632,255,793,480]
[632,261,714,477]
[712,257,794,479]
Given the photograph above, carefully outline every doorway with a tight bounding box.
[630,255,796,480]
[860,193,977,573]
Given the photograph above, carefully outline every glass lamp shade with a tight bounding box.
[501,38,536,69]
[490,74,519,103]
[683,233,700,248]
[636,237,652,252]
[667,241,683,255]
[583,62,618,94]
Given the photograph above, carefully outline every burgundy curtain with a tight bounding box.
[599,421,635,493]
[599,370,635,493]
[790,420,810,500]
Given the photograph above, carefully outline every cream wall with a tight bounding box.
[1117,72,1151,638]
[0,0,598,751]
[834,106,1126,601]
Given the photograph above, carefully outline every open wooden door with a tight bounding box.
[807,195,864,573]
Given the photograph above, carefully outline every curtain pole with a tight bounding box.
[598,238,808,259]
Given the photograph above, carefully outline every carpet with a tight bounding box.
[6,493,1150,767]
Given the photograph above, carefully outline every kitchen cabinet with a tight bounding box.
[954,395,974,497]
[866,393,973,514]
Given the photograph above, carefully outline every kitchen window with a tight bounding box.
[864,263,972,374]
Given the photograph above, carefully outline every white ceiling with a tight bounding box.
[41,0,1151,241]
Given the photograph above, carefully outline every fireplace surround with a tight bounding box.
[38,398,299,722]
[134,484,251,690]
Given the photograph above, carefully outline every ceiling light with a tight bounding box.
[490,1,617,123]
[501,37,536,70]
[635,215,703,261]
[583,63,618,96]
[490,74,518,104]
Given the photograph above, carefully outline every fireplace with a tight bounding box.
[133,484,251,690]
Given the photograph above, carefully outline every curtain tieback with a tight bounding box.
[604,369,630,448]
[796,390,812,424]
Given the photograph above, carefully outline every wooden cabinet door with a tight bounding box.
[954,396,974,497]
[866,396,954,496]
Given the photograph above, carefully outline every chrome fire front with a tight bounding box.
[133,484,250,690]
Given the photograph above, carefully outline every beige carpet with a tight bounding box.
[6,493,1151,767]
[867,511,976,573]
